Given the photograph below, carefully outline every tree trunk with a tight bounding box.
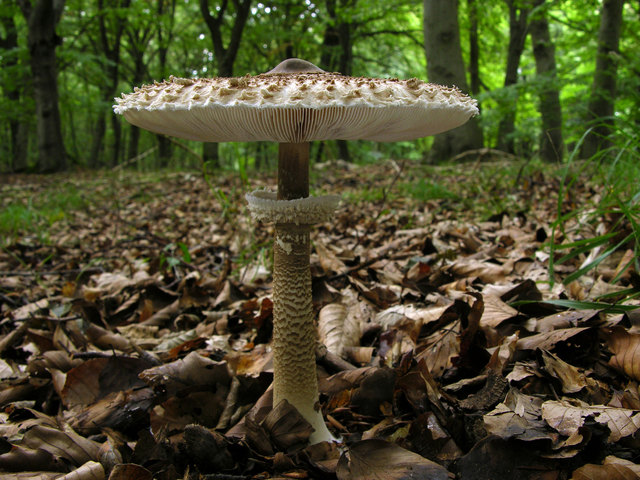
[89,115,106,168]
[124,21,153,162]
[0,11,29,172]
[467,0,480,96]
[157,135,172,167]
[202,141,219,168]
[99,0,131,167]
[200,0,252,168]
[19,0,66,172]
[423,0,483,161]
[320,0,355,162]
[497,1,529,153]
[580,0,625,159]
[529,0,564,162]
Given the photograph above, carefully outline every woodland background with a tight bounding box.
[0,0,637,173]
[1,1,640,479]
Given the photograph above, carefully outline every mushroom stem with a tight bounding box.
[278,142,309,200]
[272,141,334,444]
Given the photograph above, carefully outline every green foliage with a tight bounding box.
[547,127,640,299]
[160,241,193,270]
[404,178,459,202]
[0,0,638,171]
[0,183,89,242]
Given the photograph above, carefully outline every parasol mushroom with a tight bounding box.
[114,58,478,444]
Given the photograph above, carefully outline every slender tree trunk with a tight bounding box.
[319,0,355,162]
[580,0,625,159]
[0,12,29,171]
[127,126,141,162]
[157,135,172,167]
[154,0,177,165]
[423,0,483,160]
[467,0,480,96]
[19,0,66,172]
[124,24,152,162]
[497,1,529,153]
[529,0,564,161]
[200,0,252,168]
[89,115,106,168]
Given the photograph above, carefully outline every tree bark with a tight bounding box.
[423,0,483,161]
[90,0,130,168]
[124,4,156,162]
[200,0,252,167]
[580,0,625,159]
[319,0,355,162]
[529,0,564,161]
[497,1,529,153]
[0,10,29,172]
[467,0,480,96]
[18,0,66,172]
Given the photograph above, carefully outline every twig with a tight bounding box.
[216,376,241,430]
[326,249,408,282]
[374,158,405,222]
[112,146,159,171]
[0,267,104,277]
[165,136,204,162]
[0,318,31,354]
[316,344,357,372]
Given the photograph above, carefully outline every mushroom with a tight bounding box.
[114,58,478,445]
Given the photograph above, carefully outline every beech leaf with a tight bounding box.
[605,327,640,381]
[542,400,640,442]
[336,439,451,480]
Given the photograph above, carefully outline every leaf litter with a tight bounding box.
[0,161,639,479]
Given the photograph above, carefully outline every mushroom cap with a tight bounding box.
[114,59,478,143]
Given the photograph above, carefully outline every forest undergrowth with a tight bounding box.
[0,155,639,480]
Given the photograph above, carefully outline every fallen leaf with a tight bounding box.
[542,400,640,442]
[318,303,361,357]
[336,439,451,480]
[570,455,640,480]
[540,350,591,394]
[605,327,640,381]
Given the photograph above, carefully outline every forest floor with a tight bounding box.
[0,158,639,480]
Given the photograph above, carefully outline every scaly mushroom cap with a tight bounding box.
[113,59,478,143]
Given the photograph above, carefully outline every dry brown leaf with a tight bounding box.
[446,257,511,283]
[60,357,150,408]
[516,327,593,351]
[10,298,50,321]
[479,295,519,328]
[416,324,459,378]
[84,324,131,352]
[570,455,640,480]
[57,460,105,480]
[262,400,314,452]
[318,303,361,357]
[315,240,347,274]
[534,310,602,333]
[605,327,640,381]
[483,390,554,444]
[150,391,225,435]
[65,387,155,434]
[21,425,101,467]
[0,473,62,480]
[336,439,451,480]
[107,463,153,480]
[0,443,62,473]
[542,400,640,442]
[139,351,230,396]
[140,298,179,326]
[540,350,590,394]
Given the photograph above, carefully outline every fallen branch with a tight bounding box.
[113,146,159,171]
[0,267,103,277]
